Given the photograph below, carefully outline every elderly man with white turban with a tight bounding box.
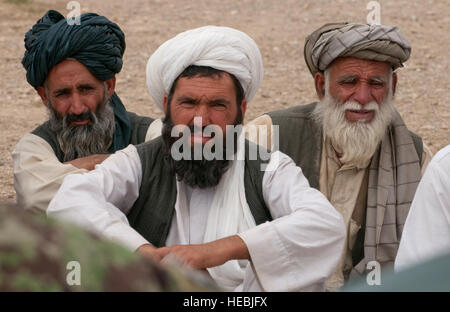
[47,26,346,292]
[248,22,433,290]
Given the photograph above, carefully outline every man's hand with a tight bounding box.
[64,154,110,170]
[136,244,159,261]
[148,235,250,269]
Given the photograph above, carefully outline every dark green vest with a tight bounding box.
[32,112,153,162]
[266,102,423,190]
[127,137,273,247]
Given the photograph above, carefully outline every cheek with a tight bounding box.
[170,107,194,125]
[372,88,389,104]
[329,86,350,103]
[50,99,69,116]
[87,93,104,112]
[211,110,238,130]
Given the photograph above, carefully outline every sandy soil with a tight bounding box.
[0,0,449,202]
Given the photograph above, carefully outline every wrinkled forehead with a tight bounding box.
[45,59,103,88]
[173,74,236,98]
[327,57,392,78]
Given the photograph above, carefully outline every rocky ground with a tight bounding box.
[0,0,449,202]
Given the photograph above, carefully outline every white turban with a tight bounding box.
[146,26,264,111]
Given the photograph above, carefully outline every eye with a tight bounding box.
[339,79,356,86]
[54,90,70,98]
[369,80,385,87]
[79,85,94,93]
[211,102,227,110]
[180,101,195,107]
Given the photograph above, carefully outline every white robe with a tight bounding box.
[395,144,450,272]
[47,144,346,291]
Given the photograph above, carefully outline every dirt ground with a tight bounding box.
[0,0,449,203]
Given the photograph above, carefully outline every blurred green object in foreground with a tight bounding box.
[0,202,218,292]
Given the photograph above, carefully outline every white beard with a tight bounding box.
[312,91,396,168]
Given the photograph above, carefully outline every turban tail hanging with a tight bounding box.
[304,22,411,76]
[22,10,132,152]
[146,26,264,111]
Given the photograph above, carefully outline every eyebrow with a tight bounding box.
[209,99,231,105]
[176,96,198,104]
[368,76,388,83]
[337,75,388,83]
[53,87,71,96]
[338,75,358,83]
[176,96,231,105]
[77,83,95,89]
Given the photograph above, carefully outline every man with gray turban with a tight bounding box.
[248,22,433,290]
[47,26,346,292]
[13,10,160,213]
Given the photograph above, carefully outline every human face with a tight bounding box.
[315,57,395,123]
[163,73,247,144]
[37,59,115,126]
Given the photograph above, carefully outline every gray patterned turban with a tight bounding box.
[304,22,411,76]
[22,10,126,87]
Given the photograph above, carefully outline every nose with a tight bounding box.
[194,104,211,125]
[68,93,88,115]
[352,83,373,106]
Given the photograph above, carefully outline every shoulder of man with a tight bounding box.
[30,120,53,138]
[29,120,63,160]
[126,111,154,126]
[134,136,165,163]
[0,204,215,292]
[265,102,318,121]
[407,130,424,164]
[127,112,155,144]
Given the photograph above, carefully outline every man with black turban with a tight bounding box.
[12,10,161,213]
[247,22,433,290]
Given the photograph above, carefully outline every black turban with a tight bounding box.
[22,10,134,153]
[22,10,125,87]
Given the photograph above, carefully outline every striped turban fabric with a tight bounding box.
[304,22,411,76]
[22,10,126,88]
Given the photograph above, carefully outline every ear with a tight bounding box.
[36,86,49,107]
[240,99,247,119]
[314,72,326,100]
[163,94,169,115]
[105,77,116,97]
[391,72,398,95]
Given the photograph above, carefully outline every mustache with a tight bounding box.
[65,112,93,124]
[341,101,380,112]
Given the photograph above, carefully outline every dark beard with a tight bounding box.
[161,112,243,189]
[48,93,115,162]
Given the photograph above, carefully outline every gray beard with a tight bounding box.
[48,94,115,162]
[312,92,396,168]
